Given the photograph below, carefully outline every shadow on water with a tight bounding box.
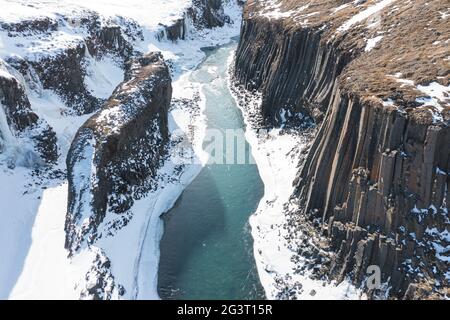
[157,168,226,299]
[158,163,265,300]
[157,39,265,300]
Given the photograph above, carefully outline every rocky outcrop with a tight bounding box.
[157,0,230,41]
[65,52,171,253]
[1,11,141,115]
[235,17,354,125]
[0,60,57,165]
[297,91,450,297]
[234,0,449,299]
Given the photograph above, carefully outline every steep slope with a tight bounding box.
[66,53,171,254]
[0,60,57,166]
[233,0,449,299]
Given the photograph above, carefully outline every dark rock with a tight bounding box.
[0,61,58,164]
[65,52,172,253]
[157,0,230,42]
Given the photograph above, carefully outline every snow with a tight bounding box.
[384,76,448,123]
[365,35,383,51]
[260,0,308,20]
[0,63,14,80]
[338,0,397,32]
[230,65,363,300]
[9,183,97,299]
[0,103,17,153]
[0,167,40,299]
[83,51,124,100]
[425,227,450,264]
[416,82,450,111]
[70,135,97,227]
[1,0,243,300]
[413,82,450,123]
[0,66,17,157]
[60,0,192,30]
[0,0,192,31]
[333,3,350,13]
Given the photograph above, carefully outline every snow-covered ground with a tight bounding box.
[0,0,192,28]
[0,0,242,299]
[337,0,397,32]
[229,58,365,300]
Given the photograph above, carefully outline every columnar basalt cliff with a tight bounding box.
[234,0,449,299]
[234,17,354,125]
[65,52,171,253]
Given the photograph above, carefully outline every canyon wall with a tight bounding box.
[64,0,233,255]
[0,60,57,165]
[234,17,354,125]
[234,0,449,298]
[157,0,230,41]
[65,52,171,253]
[2,14,142,115]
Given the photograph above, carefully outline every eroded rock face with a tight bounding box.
[157,0,230,41]
[235,18,353,125]
[1,11,141,115]
[296,90,450,297]
[189,0,229,29]
[0,60,58,165]
[65,52,171,253]
[234,0,449,299]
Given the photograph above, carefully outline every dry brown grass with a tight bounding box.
[245,0,450,113]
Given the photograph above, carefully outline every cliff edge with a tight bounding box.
[234,0,449,299]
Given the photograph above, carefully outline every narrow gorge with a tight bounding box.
[0,0,448,301]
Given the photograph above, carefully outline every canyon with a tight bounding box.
[0,0,448,300]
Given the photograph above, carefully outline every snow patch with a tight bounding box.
[230,62,364,300]
[365,35,383,51]
[338,0,397,32]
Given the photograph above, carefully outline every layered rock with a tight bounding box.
[234,0,449,299]
[65,52,171,253]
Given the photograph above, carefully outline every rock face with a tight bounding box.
[65,52,171,253]
[0,0,237,300]
[157,0,230,41]
[1,11,142,115]
[189,0,229,28]
[234,0,449,299]
[0,60,58,165]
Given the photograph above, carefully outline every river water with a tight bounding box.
[157,40,265,300]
